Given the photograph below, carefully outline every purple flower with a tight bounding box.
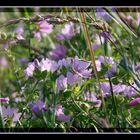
[92,44,100,51]
[56,105,71,122]
[101,82,126,97]
[14,27,24,40]
[56,75,67,93]
[105,57,116,77]
[98,55,105,63]
[85,91,101,107]
[29,100,47,115]
[19,58,28,64]
[112,84,127,94]
[129,98,140,107]
[14,27,24,34]
[135,64,140,71]
[96,8,112,21]
[0,57,9,70]
[61,22,74,39]
[24,62,35,79]
[98,55,115,65]
[0,97,9,104]
[51,44,67,61]
[1,106,21,127]
[40,58,59,73]
[2,43,9,49]
[72,57,92,78]
[56,34,65,41]
[33,59,40,69]
[106,57,114,64]
[95,60,102,71]
[56,22,76,41]
[101,82,136,97]
[11,92,25,103]
[67,72,82,86]
[34,31,41,41]
[137,13,140,25]
[38,21,53,34]
[15,97,25,103]
[107,64,116,77]
[34,20,53,41]
[100,82,111,97]
[123,86,136,97]
[58,58,71,69]
[98,56,116,77]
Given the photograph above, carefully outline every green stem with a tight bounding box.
[67,40,79,56]
[30,80,39,95]
[0,105,5,129]
[108,74,120,128]
[71,96,102,130]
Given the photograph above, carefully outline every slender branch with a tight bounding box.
[78,8,109,125]
[0,14,80,29]
[0,13,110,32]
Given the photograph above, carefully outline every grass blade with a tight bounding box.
[104,8,138,38]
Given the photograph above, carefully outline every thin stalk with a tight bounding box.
[67,40,79,56]
[0,105,5,129]
[78,8,108,123]
[108,74,120,128]
[52,84,57,128]
[24,8,31,57]
[50,73,57,129]
[30,80,39,95]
